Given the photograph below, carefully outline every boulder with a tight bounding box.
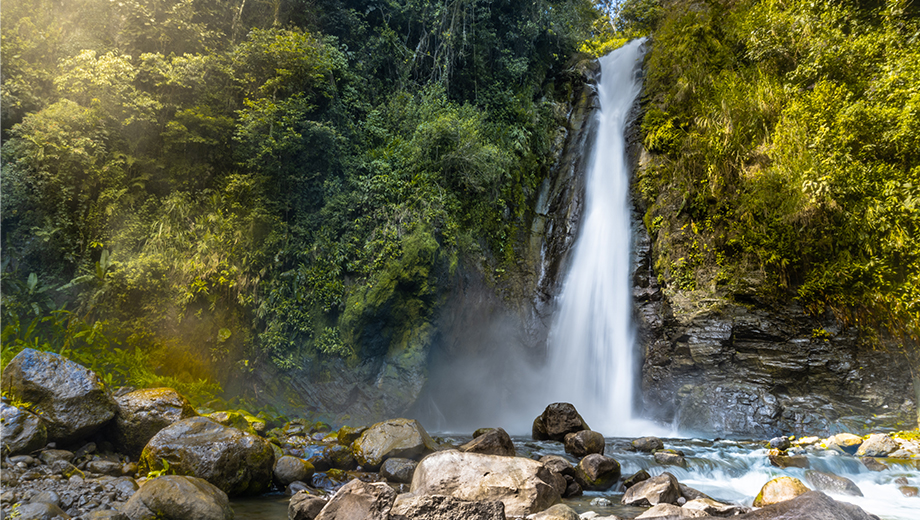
[9,502,71,520]
[86,459,124,476]
[900,486,918,497]
[636,503,705,518]
[275,456,316,487]
[682,498,748,516]
[337,426,367,446]
[459,427,515,457]
[537,403,590,441]
[752,476,810,507]
[654,449,688,468]
[767,449,809,469]
[677,484,711,502]
[573,453,620,491]
[38,449,73,464]
[768,437,791,450]
[623,469,651,489]
[112,388,198,456]
[531,503,580,520]
[289,491,328,520]
[632,437,664,452]
[855,434,898,457]
[532,416,550,440]
[861,457,889,472]
[563,430,605,457]
[139,416,275,496]
[1,402,47,456]
[734,490,880,519]
[314,478,396,520]
[84,511,130,520]
[121,475,233,520]
[410,450,561,517]
[539,455,575,477]
[804,470,863,497]
[389,494,506,520]
[380,457,418,484]
[1,348,116,444]
[351,418,436,469]
[622,472,680,507]
[826,433,863,454]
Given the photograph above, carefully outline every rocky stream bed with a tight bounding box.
[3,348,920,520]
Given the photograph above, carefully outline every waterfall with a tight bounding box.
[542,39,656,435]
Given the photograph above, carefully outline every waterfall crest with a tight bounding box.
[541,39,656,435]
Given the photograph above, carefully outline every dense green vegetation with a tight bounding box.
[637,0,920,361]
[1,0,607,402]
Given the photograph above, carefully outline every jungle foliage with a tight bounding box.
[1,0,607,400]
[636,0,920,353]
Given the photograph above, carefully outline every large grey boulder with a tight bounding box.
[1,348,116,444]
[804,470,863,497]
[855,433,898,457]
[1,402,47,455]
[410,450,561,517]
[389,495,506,520]
[139,417,274,496]
[121,475,233,520]
[314,478,396,520]
[112,388,198,456]
[573,453,620,491]
[622,472,680,507]
[351,418,437,469]
[459,427,515,457]
[534,403,589,441]
[734,490,880,520]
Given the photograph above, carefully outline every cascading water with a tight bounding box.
[541,39,658,435]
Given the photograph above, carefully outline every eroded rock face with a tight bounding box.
[112,388,198,456]
[1,402,47,456]
[410,450,561,517]
[121,475,232,520]
[351,418,437,469]
[139,417,274,496]
[1,349,116,444]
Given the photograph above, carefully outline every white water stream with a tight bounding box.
[542,39,661,436]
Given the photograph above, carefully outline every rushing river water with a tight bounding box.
[231,436,920,520]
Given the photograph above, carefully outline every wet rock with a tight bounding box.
[532,416,550,441]
[389,494,506,520]
[654,449,688,468]
[112,388,198,456]
[9,501,72,520]
[735,490,880,519]
[351,418,436,470]
[1,348,116,444]
[589,497,612,507]
[861,457,889,472]
[753,476,810,507]
[410,450,560,517]
[827,433,864,454]
[459,427,515,457]
[289,491,327,520]
[531,503,579,520]
[86,460,124,477]
[769,437,791,450]
[636,503,705,518]
[38,449,74,464]
[139,416,275,496]
[564,430,605,457]
[622,472,680,507]
[573,453,620,491]
[632,437,664,452]
[539,455,575,477]
[855,434,898,457]
[678,484,712,502]
[899,486,918,497]
[682,498,748,516]
[623,469,650,489]
[337,426,367,446]
[322,444,357,470]
[537,403,590,442]
[121,475,233,520]
[804,470,862,497]
[274,456,315,487]
[314,478,395,520]
[379,457,417,484]
[206,410,257,435]
[768,449,809,469]
[563,478,582,498]
[1,402,47,456]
